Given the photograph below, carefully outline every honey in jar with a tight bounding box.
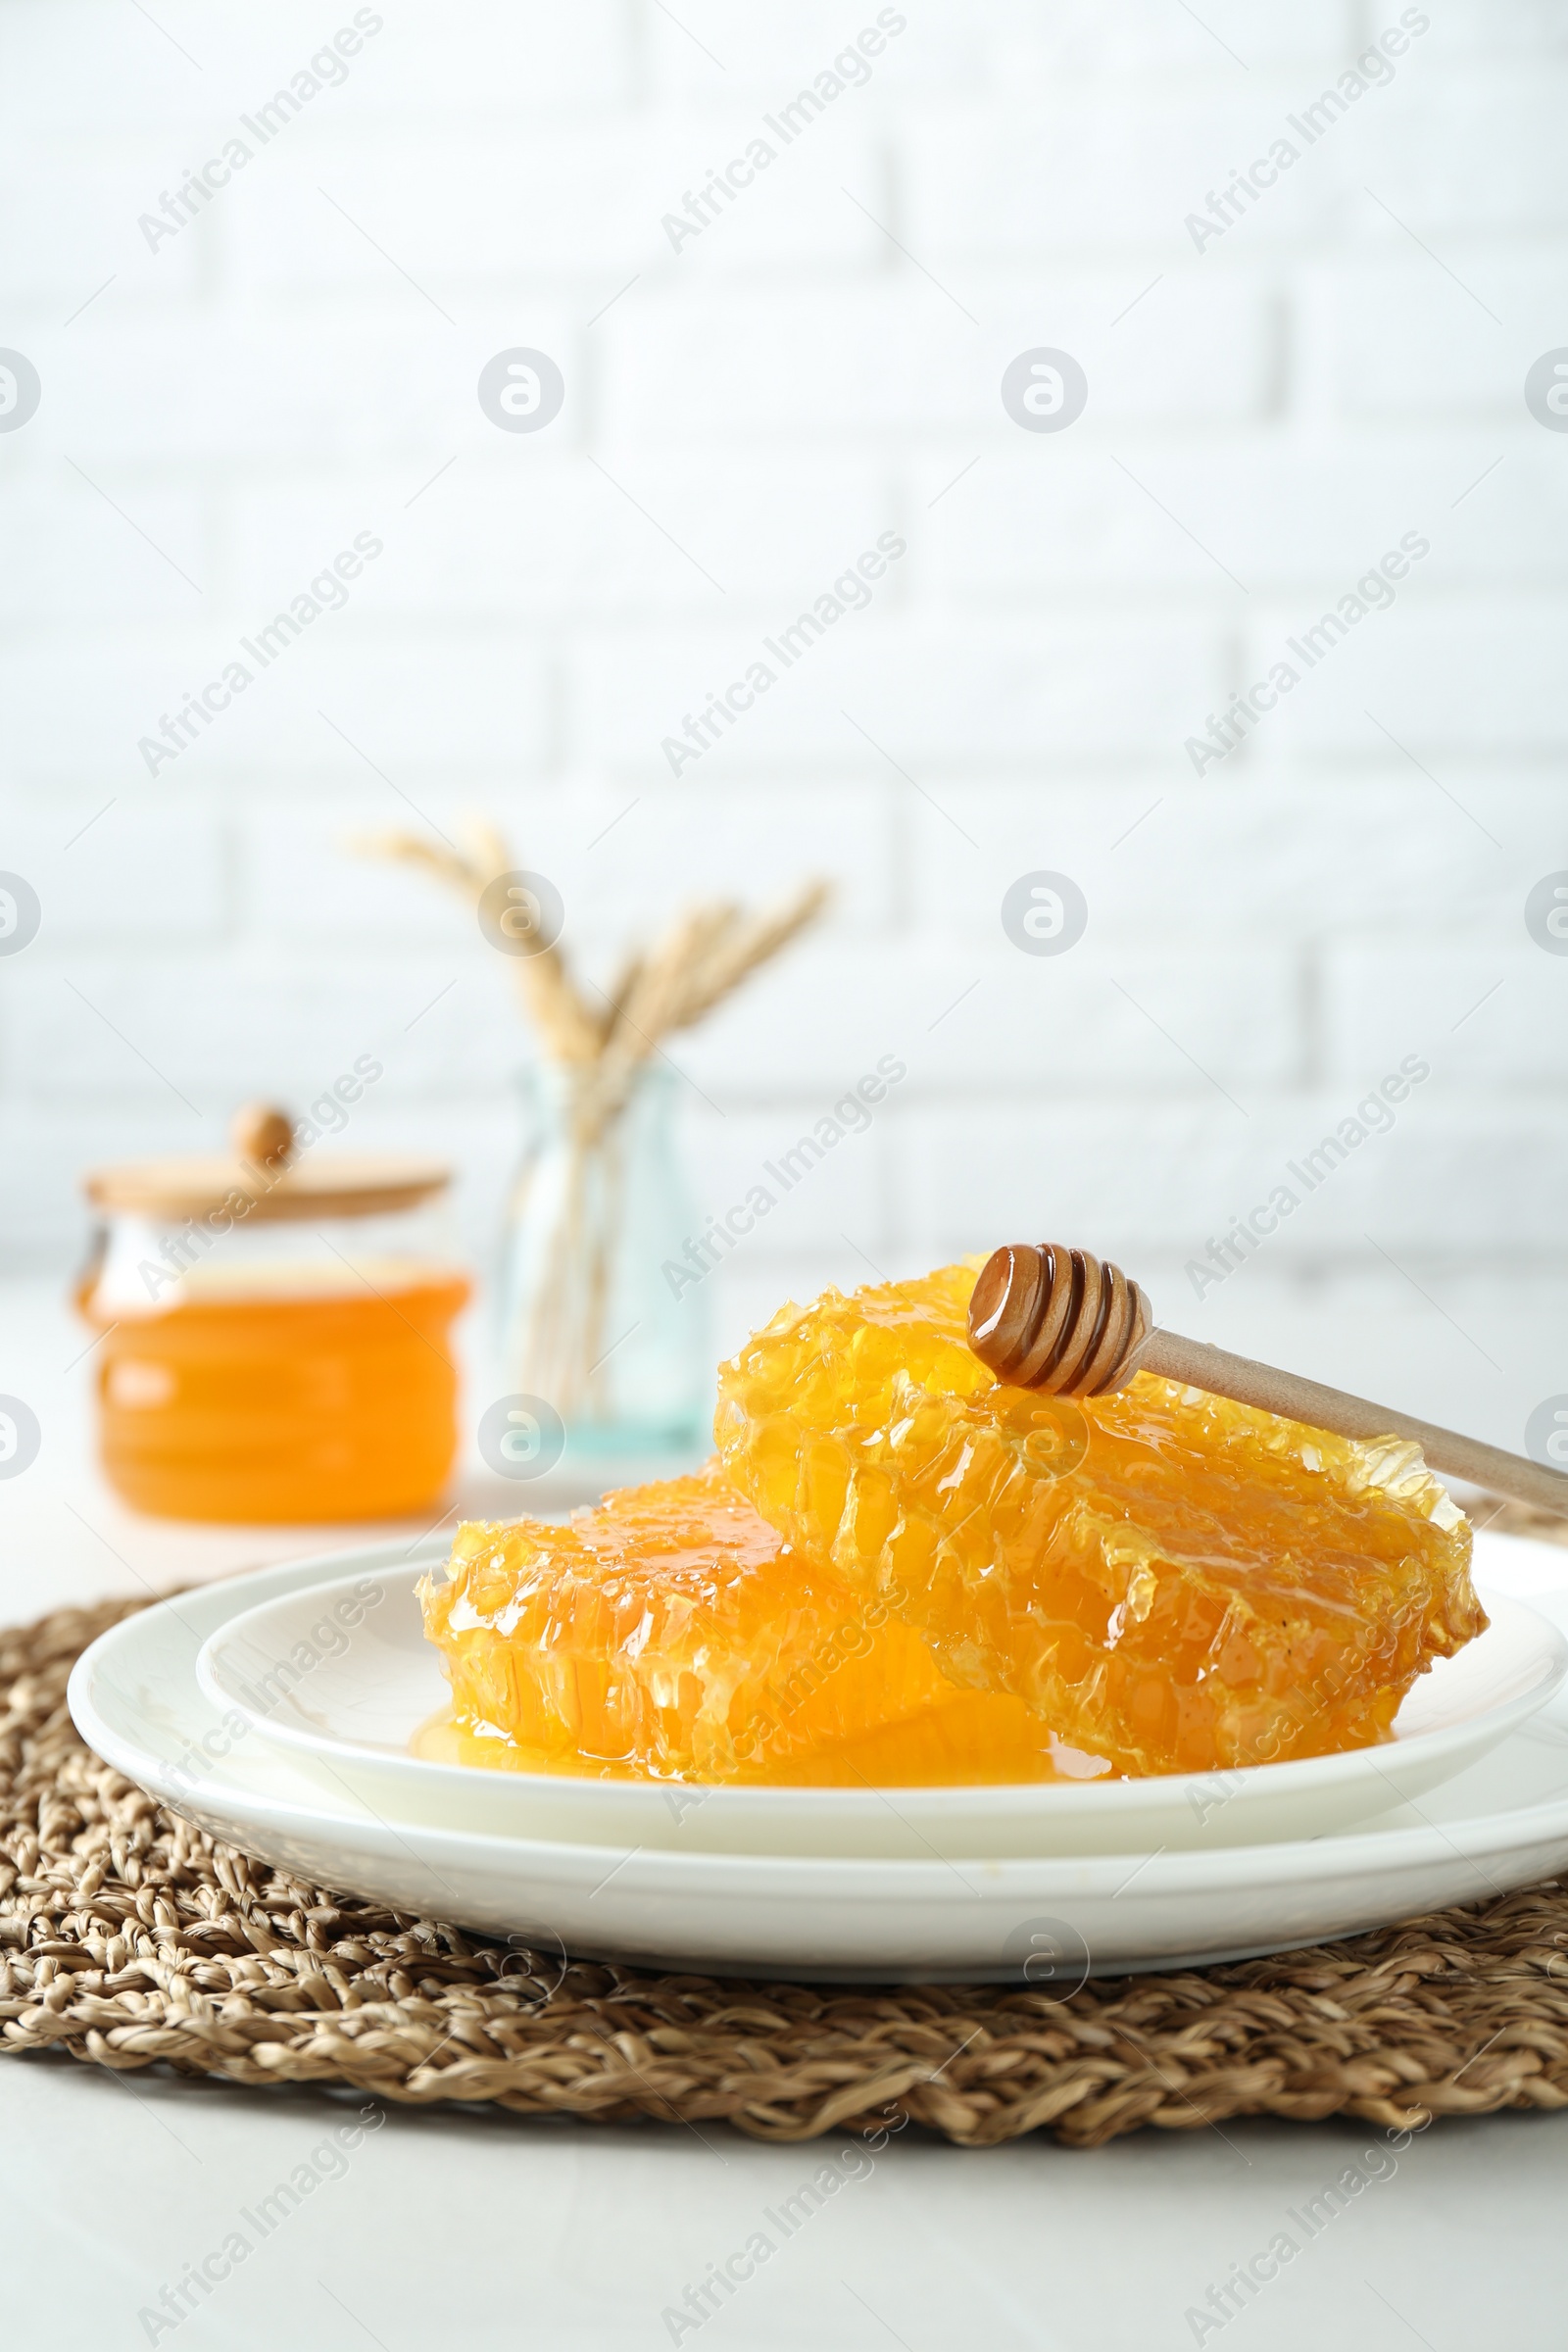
[78,1102,471,1523]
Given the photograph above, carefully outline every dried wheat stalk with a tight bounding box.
[355,822,828,1089]
[354,823,829,1411]
[360,823,603,1064]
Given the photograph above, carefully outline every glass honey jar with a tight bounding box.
[77,1102,471,1524]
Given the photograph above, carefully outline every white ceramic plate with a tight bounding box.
[69,1537,1568,1980]
[190,1559,1568,1859]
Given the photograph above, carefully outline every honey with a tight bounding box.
[418,1466,1090,1785]
[79,1109,468,1524]
[87,1273,469,1523]
[714,1263,1485,1777]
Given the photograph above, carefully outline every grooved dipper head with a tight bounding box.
[967,1244,1152,1396]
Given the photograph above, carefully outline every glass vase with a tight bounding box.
[497,1059,710,1453]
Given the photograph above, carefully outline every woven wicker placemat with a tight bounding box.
[5,1501,1568,2149]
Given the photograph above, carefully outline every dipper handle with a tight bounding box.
[967,1244,1568,1521]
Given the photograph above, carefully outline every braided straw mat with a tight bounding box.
[5,1499,1568,2149]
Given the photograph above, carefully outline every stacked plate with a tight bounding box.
[70,1530,1568,1984]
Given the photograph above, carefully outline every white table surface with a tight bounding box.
[3,1277,1566,2351]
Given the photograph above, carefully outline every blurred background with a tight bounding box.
[1,0,1565,1581]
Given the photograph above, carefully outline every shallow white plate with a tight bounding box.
[190,1559,1568,1859]
[69,1537,1568,1981]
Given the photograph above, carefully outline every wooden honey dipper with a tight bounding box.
[967,1243,1568,1520]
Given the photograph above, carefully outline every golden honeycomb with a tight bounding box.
[417,1464,1079,1785]
[713,1262,1485,1777]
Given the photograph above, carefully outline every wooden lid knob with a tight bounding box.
[230,1102,295,1173]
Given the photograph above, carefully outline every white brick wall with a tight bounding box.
[1,0,1565,1454]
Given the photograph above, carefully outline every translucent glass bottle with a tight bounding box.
[497,1061,710,1453]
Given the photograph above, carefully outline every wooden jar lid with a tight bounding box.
[83,1103,452,1225]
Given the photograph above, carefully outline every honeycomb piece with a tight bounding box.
[417,1464,1084,1785]
[714,1263,1486,1777]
